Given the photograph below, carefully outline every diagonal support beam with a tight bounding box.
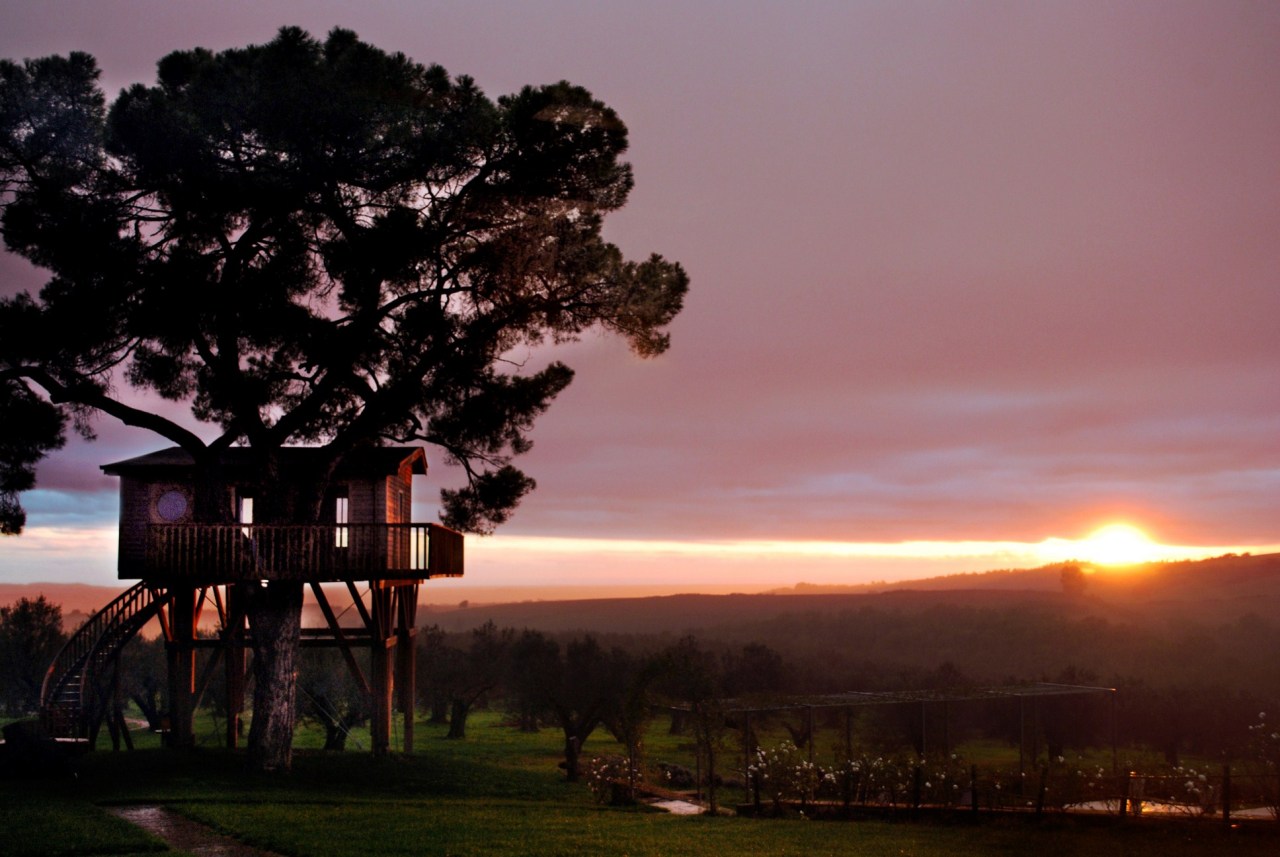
[310,582,371,697]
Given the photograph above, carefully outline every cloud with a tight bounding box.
[1,2,1277,591]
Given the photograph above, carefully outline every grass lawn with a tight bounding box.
[1,711,1275,857]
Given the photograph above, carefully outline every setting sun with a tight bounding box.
[1077,523,1159,565]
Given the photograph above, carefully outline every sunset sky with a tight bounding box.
[2,1,1277,593]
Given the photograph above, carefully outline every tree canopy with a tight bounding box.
[0,26,685,773]
[0,595,66,715]
[0,26,687,532]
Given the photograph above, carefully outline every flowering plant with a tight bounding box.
[747,741,822,810]
[585,755,642,805]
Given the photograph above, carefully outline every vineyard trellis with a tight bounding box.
[657,682,1277,822]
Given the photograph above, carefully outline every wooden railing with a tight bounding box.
[40,582,170,738]
[130,522,464,582]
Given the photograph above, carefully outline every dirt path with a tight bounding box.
[107,804,284,857]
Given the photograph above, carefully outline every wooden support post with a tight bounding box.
[369,586,394,757]
[106,663,122,751]
[117,706,134,751]
[167,586,197,748]
[311,582,371,696]
[395,584,418,754]
[224,584,247,749]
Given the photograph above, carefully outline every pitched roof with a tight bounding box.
[101,446,427,478]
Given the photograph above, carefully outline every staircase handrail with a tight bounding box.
[39,582,168,715]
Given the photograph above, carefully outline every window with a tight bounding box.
[335,495,349,548]
[156,489,190,522]
[238,495,254,537]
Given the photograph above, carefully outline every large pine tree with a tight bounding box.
[0,27,686,770]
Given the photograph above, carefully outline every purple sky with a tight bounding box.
[2,2,1278,588]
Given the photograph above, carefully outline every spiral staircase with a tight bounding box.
[39,583,172,742]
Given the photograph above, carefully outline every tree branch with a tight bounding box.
[9,366,209,456]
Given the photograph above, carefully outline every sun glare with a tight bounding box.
[1077,523,1158,565]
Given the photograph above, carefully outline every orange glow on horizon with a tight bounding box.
[1073,523,1159,566]
[4,522,1275,591]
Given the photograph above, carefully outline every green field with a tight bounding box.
[2,711,1274,857]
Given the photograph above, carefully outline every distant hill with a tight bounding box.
[5,552,1275,636]
[420,552,1280,633]
[767,552,1279,597]
[415,553,1280,699]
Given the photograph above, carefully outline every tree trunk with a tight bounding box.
[563,732,583,782]
[447,699,470,739]
[246,581,304,772]
[429,698,449,724]
[131,691,163,732]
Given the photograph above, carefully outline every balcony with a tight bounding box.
[128,522,464,583]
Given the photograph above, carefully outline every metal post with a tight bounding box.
[1221,764,1231,829]
[1019,696,1025,780]
[1110,690,1118,775]
[807,706,815,767]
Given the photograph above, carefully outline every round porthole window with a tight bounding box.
[156,489,190,522]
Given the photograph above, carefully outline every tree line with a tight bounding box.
[3,595,1275,786]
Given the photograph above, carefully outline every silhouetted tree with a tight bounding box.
[1060,564,1087,597]
[0,383,64,535]
[545,636,631,782]
[117,634,167,732]
[658,636,729,813]
[601,651,665,799]
[297,648,369,751]
[0,28,685,771]
[415,624,450,724]
[0,595,66,715]
[721,642,788,699]
[437,622,512,739]
[506,628,559,732]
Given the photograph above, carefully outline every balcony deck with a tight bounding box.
[125,522,464,583]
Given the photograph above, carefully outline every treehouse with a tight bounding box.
[41,446,463,756]
[102,446,463,583]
